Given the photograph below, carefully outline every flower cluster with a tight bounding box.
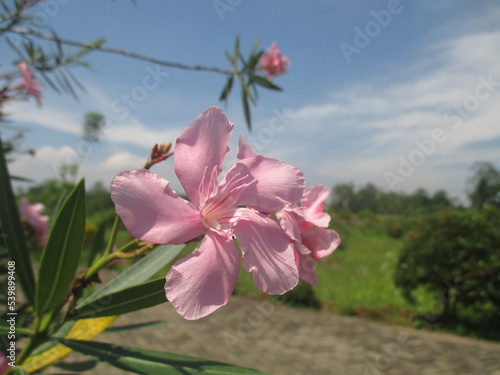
[258,42,291,80]
[111,107,340,320]
[19,197,49,247]
[0,62,42,115]
[15,62,42,107]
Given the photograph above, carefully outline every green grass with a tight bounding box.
[234,217,434,324]
[315,224,418,322]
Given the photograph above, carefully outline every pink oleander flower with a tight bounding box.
[111,106,305,320]
[257,42,291,80]
[16,62,42,106]
[276,186,341,286]
[19,197,49,247]
[237,137,340,286]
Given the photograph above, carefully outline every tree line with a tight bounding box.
[329,161,500,216]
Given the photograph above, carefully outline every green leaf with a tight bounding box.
[51,359,98,372]
[58,339,270,375]
[0,136,36,306]
[77,244,184,309]
[86,222,106,267]
[13,367,29,375]
[36,179,86,317]
[219,75,234,102]
[0,321,33,335]
[241,88,252,132]
[224,51,237,70]
[10,175,33,182]
[245,51,264,71]
[248,74,282,91]
[234,35,240,62]
[105,320,165,333]
[70,278,166,319]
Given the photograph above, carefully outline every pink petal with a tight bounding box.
[294,245,318,287]
[302,227,341,260]
[174,107,233,207]
[165,232,239,320]
[230,156,305,212]
[234,211,298,294]
[110,169,205,244]
[17,62,42,106]
[276,208,301,242]
[301,185,331,228]
[236,136,257,159]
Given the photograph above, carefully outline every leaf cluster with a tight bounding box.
[220,36,282,131]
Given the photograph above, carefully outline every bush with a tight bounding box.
[273,281,321,309]
[394,208,500,337]
[384,216,418,239]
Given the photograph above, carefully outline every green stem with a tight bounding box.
[84,251,116,280]
[103,215,121,257]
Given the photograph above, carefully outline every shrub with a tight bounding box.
[394,208,500,336]
[273,281,321,309]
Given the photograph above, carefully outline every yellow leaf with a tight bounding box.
[22,316,117,373]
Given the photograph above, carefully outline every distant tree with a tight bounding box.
[330,183,453,215]
[330,183,356,211]
[430,190,453,211]
[377,191,404,214]
[83,112,106,144]
[467,162,500,209]
[356,183,377,211]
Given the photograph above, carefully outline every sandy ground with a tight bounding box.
[52,296,500,375]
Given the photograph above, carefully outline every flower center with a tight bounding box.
[200,196,235,233]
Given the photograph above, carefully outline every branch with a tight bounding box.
[10,26,238,76]
[0,0,39,28]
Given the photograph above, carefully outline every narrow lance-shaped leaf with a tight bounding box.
[104,320,165,333]
[58,339,271,375]
[70,278,166,320]
[234,35,240,63]
[248,74,283,91]
[0,136,36,306]
[36,178,86,317]
[77,244,184,308]
[241,86,251,131]
[219,75,234,102]
[86,221,106,267]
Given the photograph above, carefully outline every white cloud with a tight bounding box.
[104,118,181,149]
[285,30,500,196]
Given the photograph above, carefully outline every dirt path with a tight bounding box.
[54,296,500,375]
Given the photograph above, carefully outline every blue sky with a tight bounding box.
[3,0,500,202]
